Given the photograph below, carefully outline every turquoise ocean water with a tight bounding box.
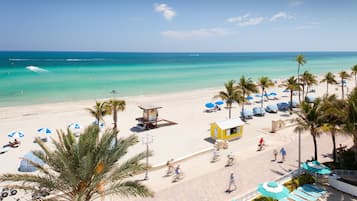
[0,51,356,106]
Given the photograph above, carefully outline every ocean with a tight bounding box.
[0,51,356,106]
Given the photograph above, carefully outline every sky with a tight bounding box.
[0,0,357,52]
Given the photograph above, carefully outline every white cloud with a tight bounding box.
[270,12,294,22]
[288,0,303,7]
[295,22,320,30]
[161,28,228,40]
[227,14,264,26]
[154,3,176,20]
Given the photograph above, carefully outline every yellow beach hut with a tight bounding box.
[210,118,244,141]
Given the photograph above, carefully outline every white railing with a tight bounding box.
[229,169,299,201]
[328,175,357,196]
[333,169,357,177]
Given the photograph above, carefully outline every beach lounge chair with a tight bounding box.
[303,184,326,194]
[253,107,265,116]
[265,104,278,113]
[305,96,315,103]
[293,189,318,201]
[277,102,289,111]
[0,146,10,154]
[241,108,253,119]
[288,193,306,201]
[297,187,323,198]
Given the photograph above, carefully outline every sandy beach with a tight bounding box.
[0,73,356,200]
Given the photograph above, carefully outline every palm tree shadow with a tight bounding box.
[321,153,333,159]
[270,169,285,176]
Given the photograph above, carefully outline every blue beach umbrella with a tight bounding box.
[8,131,25,139]
[255,94,262,98]
[257,181,290,200]
[205,102,215,109]
[37,128,53,135]
[246,95,254,100]
[215,101,224,106]
[270,92,278,96]
[92,120,105,129]
[283,89,290,93]
[68,123,81,130]
[18,152,45,172]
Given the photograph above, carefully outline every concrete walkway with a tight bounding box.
[112,128,355,201]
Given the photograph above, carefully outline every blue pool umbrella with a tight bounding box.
[215,101,224,105]
[8,131,25,139]
[37,128,53,135]
[302,161,332,175]
[257,181,290,200]
[205,102,215,109]
[18,152,45,172]
[255,94,262,98]
[246,96,254,100]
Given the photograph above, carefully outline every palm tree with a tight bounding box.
[237,76,258,120]
[320,72,337,95]
[257,76,274,108]
[281,76,300,115]
[86,101,111,123]
[339,71,351,99]
[294,99,323,161]
[296,54,307,103]
[214,80,243,119]
[345,87,357,149]
[302,71,317,98]
[320,94,345,163]
[107,99,126,130]
[351,64,357,87]
[0,125,153,201]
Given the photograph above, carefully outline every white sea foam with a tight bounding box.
[9,58,29,61]
[25,66,49,73]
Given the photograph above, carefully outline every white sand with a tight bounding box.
[0,72,355,195]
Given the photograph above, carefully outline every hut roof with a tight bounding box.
[215,118,244,129]
[138,104,162,110]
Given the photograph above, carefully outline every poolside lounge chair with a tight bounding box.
[288,193,306,201]
[303,184,326,194]
[297,187,323,198]
[293,189,318,201]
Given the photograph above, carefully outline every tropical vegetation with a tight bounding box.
[0,125,153,201]
[237,76,258,120]
[107,99,126,130]
[281,76,300,114]
[214,80,243,119]
[296,54,307,103]
[86,101,111,123]
[320,72,337,95]
[257,76,274,108]
[351,64,357,87]
[339,70,351,99]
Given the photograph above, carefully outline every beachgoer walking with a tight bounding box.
[212,147,220,162]
[273,149,278,161]
[226,172,237,193]
[227,152,235,166]
[280,147,286,162]
[166,159,174,176]
[173,165,183,182]
[258,137,264,151]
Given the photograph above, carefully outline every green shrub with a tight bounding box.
[253,196,274,201]
[339,150,357,170]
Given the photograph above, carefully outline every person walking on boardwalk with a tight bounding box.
[273,149,278,161]
[226,172,237,193]
[280,147,286,162]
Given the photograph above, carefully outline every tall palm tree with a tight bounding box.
[0,125,153,201]
[320,72,337,95]
[281,76,300,114]
[237,76,258,120]
[351,64,357,87]
[320,94,345,163]
[214,80,243,119]
[296,54,307,103]
[107,99,126,130]
[339,71,351,99]
[294,99,323,161]
[257,76,274,108]
[86,101,111,123]
[345,87,357,149]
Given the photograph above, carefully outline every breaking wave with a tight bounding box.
[25,66,49,73]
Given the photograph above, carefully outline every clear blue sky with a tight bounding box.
[1,0,356,52]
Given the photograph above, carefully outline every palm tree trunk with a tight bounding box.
[306,85,309,98]
[242,92,246,120]
[313,135,318,161]
[297,64,301,103]
[355,73,356,87]
[228,104,232,119]
[302,84,305,100]
[331,131,337,163]
[341,78,345,99]
[113,109,118,130]
[261,87,264,108]
[326,83,329,95]
[289,91,293,115]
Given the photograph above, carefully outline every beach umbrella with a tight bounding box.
[18,152,45,172]
[92,120,105,129]
[255,94,262,98]
[68,123,82,135]
[37,128,53,135]
[205,102,215,109]
[257,181,290,200]
[246,95,254,100]
[270,92,278,96]
[283,89,290,93]
[8,131,25,139]
[302,161,331,175]
[215,101,224,106]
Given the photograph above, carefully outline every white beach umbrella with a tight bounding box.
[8,131,25,139]
[68,123,82,136]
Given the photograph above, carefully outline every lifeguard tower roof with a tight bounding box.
[215,118,244,129]
[138,104,162,110]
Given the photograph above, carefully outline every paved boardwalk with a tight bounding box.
[113,130,355,201]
